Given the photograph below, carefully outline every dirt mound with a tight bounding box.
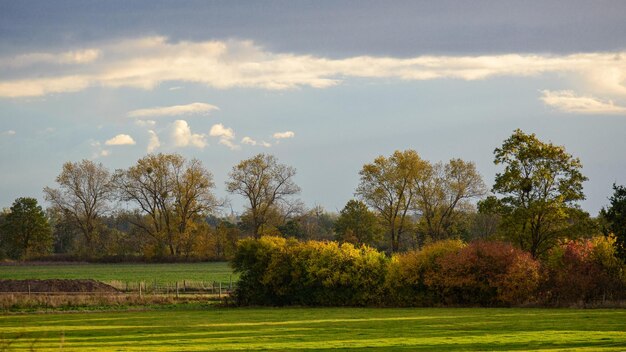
[0,279,120,293]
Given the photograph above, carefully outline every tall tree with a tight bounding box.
[115,153,218,256]
[0,197,52,259]
[490,129,587,257]
[356,150,428,252]
[414,158,487,241]
[226,154,300,239]
[600,183,626,261]
[44,160,113,254]
[334,199,381,246]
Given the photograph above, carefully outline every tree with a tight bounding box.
[356,150,428,252]
[490,129,587,257]
[226,154,300,239]
[44,160,113,254]
[334,200,381,246]
[600,183,626,261]
[0,197,52,259]
[414,158,487,241]
[115,153,218,256]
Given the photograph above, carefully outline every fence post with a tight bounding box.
[28,283,31,297]
[176,281,179,298]
[139,282,142,298]
[219,282,222,298]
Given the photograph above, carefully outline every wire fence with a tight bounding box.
[0,279,237,298]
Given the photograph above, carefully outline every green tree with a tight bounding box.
[0,197,52,259]
[334,200,381,246]
[226,154,300,239]
[600,183,626,261]
[357,150,428,252]
[490,129,587,257]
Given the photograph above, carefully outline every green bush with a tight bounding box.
[231,237,388,306]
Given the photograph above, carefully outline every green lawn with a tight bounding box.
[0,262,236,285]
[0,308,625,351]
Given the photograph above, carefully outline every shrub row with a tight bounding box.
[232,236,626,307]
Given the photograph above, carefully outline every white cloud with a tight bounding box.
[1,49,100,68]
[3,130,16,136]
[540,90,626,115]
[168,86,183,91]
[147,130,160,153]
[209,123,234,139]
[128,102,219,118]
[209,123,239,150]
[135,119,156,127]
[105,134,136,146]
[89,140,110,158]
[242,137,272,147]
[241,136,257,145]
[273,131,295,139]
[171,120,206,148]
[2,37,626,98]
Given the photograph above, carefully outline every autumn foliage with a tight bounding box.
[233,235,625,307]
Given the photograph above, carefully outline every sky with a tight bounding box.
[1,0,625,215]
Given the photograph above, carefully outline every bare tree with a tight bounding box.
[44,160,113,253]
[115,153,218,256]
[226,154,300,238]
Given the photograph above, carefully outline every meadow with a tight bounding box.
[0,262,236,286]
[0,307,625,351]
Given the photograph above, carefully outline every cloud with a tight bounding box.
[273,131,295,139]
[0,49,100,68]
[209,123,234,139]
[210,123,239,150]
[135,119,156,127]
[171,120,206,148]
[89,140,110,158]
[105,134,136,146]
[128,102,219,118]
[242,137,271,147]
[2,130,16,136]
[540,90,626,114]
[147,130,160,153]
[2,36,626,98]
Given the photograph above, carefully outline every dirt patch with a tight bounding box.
[0,279,120,293]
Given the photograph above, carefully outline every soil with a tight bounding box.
[0,279,120,293]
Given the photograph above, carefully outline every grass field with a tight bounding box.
[0,307,625,351]
[0,262,236,285]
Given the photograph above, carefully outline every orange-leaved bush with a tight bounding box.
[425,241,540,306]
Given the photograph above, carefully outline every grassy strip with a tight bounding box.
[0,307,625,351]
[0,293,223,313]
[0,262,236,285]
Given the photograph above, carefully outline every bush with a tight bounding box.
[386,240,465,306]
[232,237,388,306]
[424,241,540,306]
[543,236,626,305]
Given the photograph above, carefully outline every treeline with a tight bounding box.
[232,236,626,307]
[0,129,625,264]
